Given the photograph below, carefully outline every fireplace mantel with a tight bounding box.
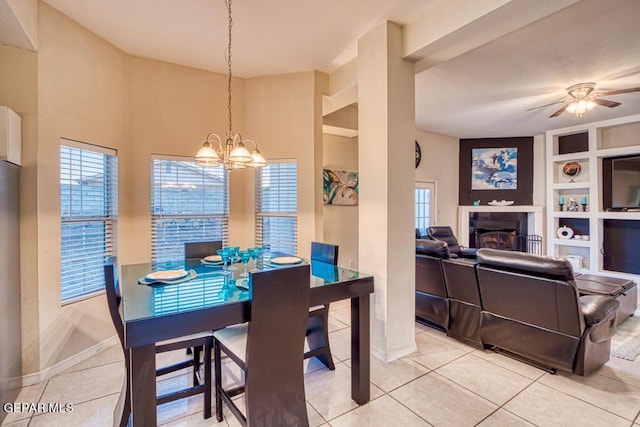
[457,205,545,249]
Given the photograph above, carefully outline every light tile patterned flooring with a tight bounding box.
[4,301,640,426]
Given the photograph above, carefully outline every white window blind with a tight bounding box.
[255,160,297,254]
[151,157,228,263]
[60,141,118,303]
[415,182,436,229]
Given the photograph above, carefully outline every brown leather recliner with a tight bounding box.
[415,239,450,331]
[476,248,620,375]
[442,256,483,348]
[427,226,477,259]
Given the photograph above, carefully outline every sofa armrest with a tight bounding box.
[458,248,478,259]
[580,295,619,326]
[580,295,619,343]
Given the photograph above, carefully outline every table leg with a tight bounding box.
[351,294,370,404]
[130,344,156,426]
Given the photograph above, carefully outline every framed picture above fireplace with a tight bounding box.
[459,137,533,206]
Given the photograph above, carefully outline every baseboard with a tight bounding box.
[371,342,418,364]
[21,335,119,387]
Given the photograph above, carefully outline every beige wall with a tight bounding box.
[0,44,38,375]
[243,72,324,258]
[322,134,358,268]
[415,129,459,230]
[34,4,129,371]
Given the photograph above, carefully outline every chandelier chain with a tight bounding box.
[226,0,233,134]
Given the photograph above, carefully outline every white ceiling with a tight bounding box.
[39,0,640,138]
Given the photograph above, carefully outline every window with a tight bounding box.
[151,157,228,263]
[60,141,117,303]
[415,181,436,229]
[255,160,297,254]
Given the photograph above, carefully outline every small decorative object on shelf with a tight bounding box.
[559,196,565,211]
[567,197,580,212]
[473,200,480,206]
[488,200,515,206]
[581,195,588,212]
[562,161,581,183]
[557,225,574,239]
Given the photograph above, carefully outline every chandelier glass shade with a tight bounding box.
[195,0,266,169]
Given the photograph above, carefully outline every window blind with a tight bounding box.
[60,142,118,303]
[255,161,297,254]
[151,157,228,263]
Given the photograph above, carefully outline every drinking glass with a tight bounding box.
[228,246,240,270]
[217,248,232,275]
[239,250,251,277]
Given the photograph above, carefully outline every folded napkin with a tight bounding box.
[138,269,198,286]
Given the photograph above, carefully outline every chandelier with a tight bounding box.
[195,0,266,169]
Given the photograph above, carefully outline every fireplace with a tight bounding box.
[457,205,544,254]
[469,212,529,252]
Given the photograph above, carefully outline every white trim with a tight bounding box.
[20,335,119,387]
[60,138,117,156]
[371,342,418,364]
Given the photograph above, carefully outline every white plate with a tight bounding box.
[270,256,303,265]
[145,269,188,281]
[203,255,222,262]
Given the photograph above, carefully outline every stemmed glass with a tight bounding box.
[249,247,264,268]
[227,246,240,271]
[239,250,251,277]
[216,248,232,275]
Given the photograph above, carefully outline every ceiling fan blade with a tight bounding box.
[549,103,570,118]
[525,100,567,111]
[593,87,640,97]
[593,98,621,108]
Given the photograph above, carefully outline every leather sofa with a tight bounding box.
[415,239,483,347]
[476,249,620,375]
[415,244,624,375]
[426,226,477,259]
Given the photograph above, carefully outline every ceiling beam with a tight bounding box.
[403,0,582,73]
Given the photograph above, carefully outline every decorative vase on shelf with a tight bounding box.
[567,198,580,212]
[563,161,581,183]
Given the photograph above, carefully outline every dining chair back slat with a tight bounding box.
[184,240,223,259]
[311,242,339,265]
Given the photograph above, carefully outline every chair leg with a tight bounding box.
[204,338,212,419]
[193,346,201,385]
[305,307,335,370]
[214,340,223,422]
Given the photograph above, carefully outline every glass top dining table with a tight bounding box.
[119,252,374,426]
[120,252,370,323]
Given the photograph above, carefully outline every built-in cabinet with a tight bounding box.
[545,114,640,281]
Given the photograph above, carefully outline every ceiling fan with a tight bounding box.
[528,82,640,118]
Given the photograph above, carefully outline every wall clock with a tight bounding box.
[415,141,422,168]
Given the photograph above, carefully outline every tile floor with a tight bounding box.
[3,300,640,426]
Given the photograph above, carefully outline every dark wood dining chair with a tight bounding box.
[304,242,339,370]
[104,257,213,427]
[184,240,223,259]
[214,264,311,426]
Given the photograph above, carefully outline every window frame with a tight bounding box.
[150,154,229,264]
[415,180,437,230]
[255,159,298,254]
[60,139,118,305]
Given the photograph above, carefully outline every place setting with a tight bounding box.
[138,268,198,286]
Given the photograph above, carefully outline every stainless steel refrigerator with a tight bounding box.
[0,160,20,415]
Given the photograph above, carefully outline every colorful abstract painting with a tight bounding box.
[471,147,518,190]
[323,169,358,205]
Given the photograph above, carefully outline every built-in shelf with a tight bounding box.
[546,113,640,281]
[322,125,358,138]
[551,238,591,247]
[553,211,590,218]
[551,152,589,162]
[552,182,589,190]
